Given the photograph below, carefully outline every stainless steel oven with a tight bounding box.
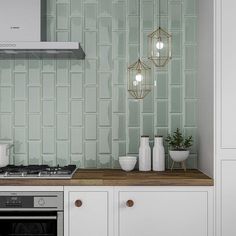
[0,192,63,236]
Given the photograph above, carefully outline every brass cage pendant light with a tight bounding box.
[148,1,172,67]
[128,58,151,99]
[127,0,151,99]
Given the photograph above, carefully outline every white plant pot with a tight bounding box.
[169,150,190,162]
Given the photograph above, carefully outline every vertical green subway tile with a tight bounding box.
[172,31,182,57]
[29,87,40,113]
[185,17,197,44]
[99,73,112,99]
[113,86,126,113]
[15,101,26,126]
[128,100,140,127]
[85,3,97,30]
[99,100,111,126]
[128,16,139,44]
[0,60,12,86]
[56,31,69,41]
[42,155,56,166]
[0,87,12,112]
[71,17,83,42]
[170,114,182,133]
[14,155,27,165]
[85,141,97,168]
[113,31,126,59]
[14,127,26,154]
[169,1,182,30]
[113,60,126,85]
[184,127,197,153]
[71,100,83,126]
[142,1,153,29]
[57,60,69,85]
[160,0,168,15]
[85,32,97,58]
[85,114,97,140]
[143,92,154,113]
[99,128,111,154]
[28,114,41,140]
[98,155,111,168]
[185,46,196,70]
[99,46,112,71]
[42,60,55,72]
[99,0,112,17]
[56,114,69,140]
[43,101,54,126]
[85,87,97,112]
[57,141,69,166]
[128,45,139,64]
[85,59,97,85]
[56,3,69,30]
[184,0,196,15]
[42,73,55,99]
[113,114,126,141]
[185,72,196,98]
[70,60,83,72]
[14,60,27,72]
[171,87,182,113]
[185,100,197,127]
[14,73,26,99]
[156,100,168,127]
[46,17,56,41]
[71,0,82,16]
[112,142,126,168]
[128,0,138,15]
[171,59,182,85]
[113,2,126,30]
[43,128,55,154]
[0,115,12,140]
[156,73,168,99]
[71,127,83,154]
[71,155,84,168]
[46,0,55,16]
[143,115,154,138]
[99,17,112,44]
[128,128,140,154]
[29,141,41,164]
[57,87,69,113]
[29,60,41,85]
[71,73,83,99]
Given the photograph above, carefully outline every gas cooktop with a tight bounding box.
[0,165,77,179]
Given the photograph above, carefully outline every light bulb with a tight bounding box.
[133,80,138,86]
[135,72,143,82]
[156,39,164,50]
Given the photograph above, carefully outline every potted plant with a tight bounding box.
[165,128,193,167]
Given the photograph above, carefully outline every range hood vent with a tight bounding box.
[0,0,85,59]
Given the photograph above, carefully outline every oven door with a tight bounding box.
[0,211,63,236]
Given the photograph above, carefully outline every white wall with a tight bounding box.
[197,0,214,178]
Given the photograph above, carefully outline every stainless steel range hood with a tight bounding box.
[0,0,85,59]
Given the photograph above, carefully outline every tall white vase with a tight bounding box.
[152,136,165,171]
[138,136,151,171]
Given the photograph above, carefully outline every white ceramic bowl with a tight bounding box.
[119,156,137,171]
[169,150,189,162]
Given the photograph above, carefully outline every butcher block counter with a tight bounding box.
[0,169,213,186]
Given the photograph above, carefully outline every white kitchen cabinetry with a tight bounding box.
[115,187,213,236]
[64,187,113,236]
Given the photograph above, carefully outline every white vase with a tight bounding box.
[152,136,165,171]
[138,136,151,171]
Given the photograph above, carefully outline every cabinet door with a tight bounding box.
[118,190,208,236]
[67,190,110,236]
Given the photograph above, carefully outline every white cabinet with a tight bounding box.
[114,187,213,236]
[64,187,113,236]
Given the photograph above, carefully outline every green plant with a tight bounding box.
[165,128,193,150]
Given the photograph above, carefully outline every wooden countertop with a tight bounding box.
[0,169,213,186]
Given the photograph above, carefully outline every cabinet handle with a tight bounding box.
[126,199,134,207]
[75,199,83,208]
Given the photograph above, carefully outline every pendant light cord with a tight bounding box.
[159,0,161,29]
[138,0,141,58]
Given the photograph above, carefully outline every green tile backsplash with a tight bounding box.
[0,0,197,169]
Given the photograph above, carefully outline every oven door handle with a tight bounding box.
[0,216,57,220]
